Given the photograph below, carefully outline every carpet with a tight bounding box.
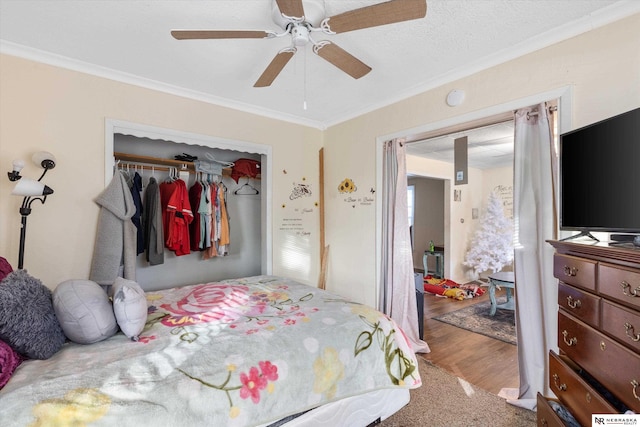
[433,298,517,345]
[380,358,535,427]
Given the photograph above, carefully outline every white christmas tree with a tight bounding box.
[464,191,514,278]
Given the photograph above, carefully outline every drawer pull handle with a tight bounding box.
[566,296,582,309]
[625,322,640,342]
[541,418,548,427]
[620,281,640,297]
[563,266,578,277]
[553,374,567,391]
[633,380,640,402]
[562,330,577,346]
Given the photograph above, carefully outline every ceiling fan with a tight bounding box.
[171,0,427,87]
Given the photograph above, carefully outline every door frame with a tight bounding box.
[374,86,573,308]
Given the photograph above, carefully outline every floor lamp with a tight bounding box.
[7,151,56,270]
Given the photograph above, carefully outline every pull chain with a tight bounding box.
[303,47,307,110]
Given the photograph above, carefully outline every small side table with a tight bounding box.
[423,249,444,278]
[488,271,516,316]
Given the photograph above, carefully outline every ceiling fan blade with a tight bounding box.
[171,30,271,40]
[314,42,371,79]
[254,49,296,87]
[276,0,305,19]
[325,0,427,34]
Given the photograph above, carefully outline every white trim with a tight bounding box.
[374,86,573,308]
[323,1,637,128]
[0,40,324,130]
[104,119,273,275]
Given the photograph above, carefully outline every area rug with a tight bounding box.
[380,358,535,427]
[433,298,517,345]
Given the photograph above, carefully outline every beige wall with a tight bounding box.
[0,55,323,289]
[1,14,638,308]
[324,13,640,306]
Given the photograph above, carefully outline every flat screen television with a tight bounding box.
[560,107,640,242]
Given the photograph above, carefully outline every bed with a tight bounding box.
[0,275,421,426]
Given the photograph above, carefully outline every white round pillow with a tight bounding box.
[110,277,147,341]
[53,280,118,344]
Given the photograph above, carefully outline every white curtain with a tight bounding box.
[380,138,430,354]
[507,103,558,409]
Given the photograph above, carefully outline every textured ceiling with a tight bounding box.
[1,0,638,130]
[406,121,515,170]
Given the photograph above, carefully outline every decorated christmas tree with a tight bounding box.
[464,191,514,279]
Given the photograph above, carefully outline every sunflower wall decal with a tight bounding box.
[338,178,357,194]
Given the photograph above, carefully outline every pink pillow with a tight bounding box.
[0,257,12,282]
[0,338,24,389]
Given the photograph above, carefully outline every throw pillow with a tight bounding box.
[53,279,118,344]
[0,257,12,281]
[0,270,66,359]
[0,338,24,389]
[110,277,147,341]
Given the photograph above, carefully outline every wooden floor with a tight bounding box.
[419,287,520,395]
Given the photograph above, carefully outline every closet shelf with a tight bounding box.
[113,152,260,179]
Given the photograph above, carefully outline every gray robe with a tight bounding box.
[143,177,164,266]
[89,171,137,287]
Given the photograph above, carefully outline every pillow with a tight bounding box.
[0,338,24,389]
[423,283,446,295]
[0,257,13,281]
[110,277,147,341]
[53,279,118,344]
[0,270,66,359]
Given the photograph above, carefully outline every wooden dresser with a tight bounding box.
[537,240,640,426]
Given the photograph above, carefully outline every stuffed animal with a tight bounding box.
[443,288,466,301]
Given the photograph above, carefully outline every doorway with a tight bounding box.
[406,117,515,285]
[405,117,518,395]
[407,176,445,274]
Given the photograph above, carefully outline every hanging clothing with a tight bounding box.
[165,179,193,256]
[130,172,144,255]
[189,180,203,252]
[230,158,260,183]
[199,181,212,251]
[203,182,217,259]
[143,177,164,266]
[217,183,230,256]
[89,171,137,288]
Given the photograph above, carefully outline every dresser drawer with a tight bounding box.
[558,310,640,412]
[599,263,640,311]
[601,300,640,353]
[554,253,597,291]
[536,393,573,427]
[549,350,619,426]
[558,282,600,327]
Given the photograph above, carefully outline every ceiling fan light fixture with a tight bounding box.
[174,0,428,87]
[291,24,310,46]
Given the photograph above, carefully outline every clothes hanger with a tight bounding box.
[205,152,235,168]
[234,178,259,195]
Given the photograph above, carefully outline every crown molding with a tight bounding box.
[0,40,326,130]
[2,1,638,131]
[322,1,640,128]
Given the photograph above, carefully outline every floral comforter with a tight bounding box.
[0,276,421,427]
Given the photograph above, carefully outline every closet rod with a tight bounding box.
[113,152,261,179]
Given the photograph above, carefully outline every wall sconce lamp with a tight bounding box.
[7,151,56,269]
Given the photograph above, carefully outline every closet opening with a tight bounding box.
[104,119,272,291]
